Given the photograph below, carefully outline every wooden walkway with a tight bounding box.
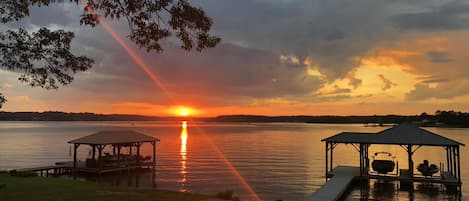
[307,166,461,201]
[14,160,155,176]
[306,166,360,201]
[16,164,71,177]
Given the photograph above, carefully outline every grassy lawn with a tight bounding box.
[0,174,210,201]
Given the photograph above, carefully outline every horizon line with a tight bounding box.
[0,110,451,118]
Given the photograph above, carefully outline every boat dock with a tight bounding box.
[308,124,464,200]
[307,166,460,201]
[11,130,160,178]
[306,166,359,201]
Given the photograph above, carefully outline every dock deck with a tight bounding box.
[16,164,70,177]
[307,166,461,201]
[306,166,360,201]
[14,160,155,176]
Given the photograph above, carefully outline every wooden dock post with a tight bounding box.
[136,143,141,166]
[73,143,79,179]
[330,142,334,173]
[407,145,413,178]
[325,142,328,179]
[456,147,462,186]
[152,140,157,188]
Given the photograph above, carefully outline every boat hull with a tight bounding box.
[372,160,395,174]
[417,164,439,176]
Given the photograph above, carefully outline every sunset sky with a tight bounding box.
[2,0,469,116]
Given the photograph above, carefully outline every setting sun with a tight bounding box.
[180,109,189,116]
[169,106,197,117]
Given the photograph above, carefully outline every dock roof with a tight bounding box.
[68,130,159,145]
[322,123,464,146]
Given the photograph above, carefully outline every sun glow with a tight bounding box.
[181,109,189,116]
[170,106,197,117]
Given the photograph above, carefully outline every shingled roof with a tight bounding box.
[68,130,159,145]
[322,123,464,146]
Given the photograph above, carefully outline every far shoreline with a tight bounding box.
[1,111,469,128]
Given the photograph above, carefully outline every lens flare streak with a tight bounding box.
[87,5,261,199]
[194,126,262,201]
[98,18,174,102]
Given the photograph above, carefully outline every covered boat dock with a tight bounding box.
[68,130,160,175]
[309,123,464,201]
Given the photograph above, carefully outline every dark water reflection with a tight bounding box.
[344,180,461,201]
[70,170,156,188]
[0,121,468,201]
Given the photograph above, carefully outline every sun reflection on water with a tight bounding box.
[179,121,188,192]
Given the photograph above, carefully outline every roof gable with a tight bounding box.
[375,123,463,146]
[68,130,159,145]
[322,123,464,146]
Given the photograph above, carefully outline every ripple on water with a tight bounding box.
[0,122,468,201]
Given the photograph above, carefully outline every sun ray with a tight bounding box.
[194,126,262,201]
[98,20,175,102]
[85,5,261,199]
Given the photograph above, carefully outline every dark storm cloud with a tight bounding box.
[310,93,372,102]
[193,0,402,80]
[19,0,469,83]
[9,0,469,105]
[419,76,449,83]
[0,3,82,30]
[91,42,324,100]
[19,3,324,101]
[426,51,453,63]
[406,80,469,100]
[392,1,469,31]
[27,3,80,27]
[324,85,352,95]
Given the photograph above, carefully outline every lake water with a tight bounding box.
[0,121,467,201]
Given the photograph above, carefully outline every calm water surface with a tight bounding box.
[0,121,467,201]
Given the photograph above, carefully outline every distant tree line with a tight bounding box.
[433,110,469,127]
[211,110,469,127]
[0,110,468,127]
[211,114,417,124]
[0,111,177,121]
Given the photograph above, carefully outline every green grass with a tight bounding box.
[0,174,210,201]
